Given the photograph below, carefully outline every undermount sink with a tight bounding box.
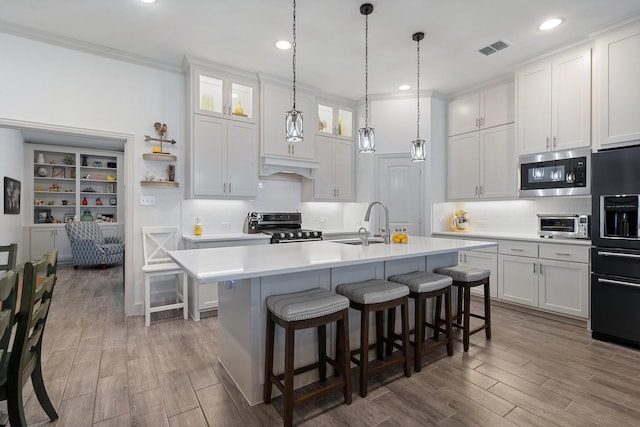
[331,238,386,245]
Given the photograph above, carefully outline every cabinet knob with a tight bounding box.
[546,137,550,149]
[228,182,231,193]
[533,263,536,273]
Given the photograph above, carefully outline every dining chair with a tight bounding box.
[142,226,188,326]
[0,244,17,272]
[0,270,18,426]
[5,250,59,426]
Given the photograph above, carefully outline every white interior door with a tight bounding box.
[376,155,423,236]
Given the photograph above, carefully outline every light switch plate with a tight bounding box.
[140,195,155,206]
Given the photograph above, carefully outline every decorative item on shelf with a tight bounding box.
[82,186,96,192]
[84,174,91,179]
[45,215,55,223]
[82,196,88,206]
[107,162,116,168]
[48,183,62,192]
[410,32,427,162]
[451,209,470,231]
[145,171,156,181]
[93,161,103,167]
[35,199,45,205]
[81,155,88,166]
[233,100,246,116]
[318,120,327,131]
[36,152,45,164]
[153,146,161,153]
[201,94,214,111]
[96,197,103,206]
[81,210,94,221]
[63,155,75,165]
[194,217,203,236]
[144,122,177,154]
[63,213,74,223]
[109,198,117,205]
[47,201,54,205]
[70,169,76,179]
[285,0,303,143]
[35,185,42,191]
[49,160,57,164]
[167,164,175,182]
[62,200,69,205]
[95,173,102,180]
[106,175,116,181]
[35,208,51,223]
[37,167,48,177]
[52,167,65,178]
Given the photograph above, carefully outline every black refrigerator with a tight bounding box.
[591,145,640,348]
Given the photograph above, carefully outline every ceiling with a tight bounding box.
[1,0,640,101]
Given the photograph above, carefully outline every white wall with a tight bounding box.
[0,32,185,314]
[0,128,25,266]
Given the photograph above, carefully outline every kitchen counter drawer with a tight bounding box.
[539,243,589,263]
[499,240,538,257]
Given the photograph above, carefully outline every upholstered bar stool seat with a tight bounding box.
[336,279,411,397]
[434,265,491,352]
[387,271,454,371]
[264,288,352,427]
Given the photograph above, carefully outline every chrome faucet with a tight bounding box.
[364,201,390,244]
[358,226,370,246]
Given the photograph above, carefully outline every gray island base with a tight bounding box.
[169,236,497,405]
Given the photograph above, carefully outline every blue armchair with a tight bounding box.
[65,222,124,269]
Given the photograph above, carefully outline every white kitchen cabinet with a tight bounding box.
[447,123,515,200]
[260,79,318,176]
[191,66,257,124]
[192,115,258,197]
[302,135,354,201]
[595,22,640,149]
[538,243,589,318]
[447,81,514,136]
[458,248,498,298]
[30,226,72,262]
[317,101,354,140]
[516,48,591,155]
[498,241,589,318]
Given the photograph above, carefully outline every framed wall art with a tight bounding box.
[4,177,21,214]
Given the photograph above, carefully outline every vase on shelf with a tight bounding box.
[81,155,88,166]
[36,152,45,164]
[81,210,94,221]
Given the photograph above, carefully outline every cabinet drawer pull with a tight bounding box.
[598,251,640,259]
[598,278,640,289]
[510,248,524,252]
[555,252,571,256]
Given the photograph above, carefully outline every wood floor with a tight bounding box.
[8,264,640,426]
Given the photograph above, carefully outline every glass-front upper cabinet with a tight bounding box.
[317,103,353,139]
[196,69,256,123]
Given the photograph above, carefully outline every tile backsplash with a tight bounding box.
[432,198,591,234]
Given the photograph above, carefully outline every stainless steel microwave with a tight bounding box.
[518,148,591,197]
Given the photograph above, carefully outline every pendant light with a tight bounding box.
[358,3,375,153]
[285,0,303,143]
[410,32,426,162]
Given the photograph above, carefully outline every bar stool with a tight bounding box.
[387,271,454,372]
[434,265,491,352]
[335,279,411,397]
[264,288,352,427]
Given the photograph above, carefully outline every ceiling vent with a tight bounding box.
[478,40,510,56]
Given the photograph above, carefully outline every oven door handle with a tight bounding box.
[597,251,640,259]
[597,277,640,289]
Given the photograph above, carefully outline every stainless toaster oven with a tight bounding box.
[537,214,590,239]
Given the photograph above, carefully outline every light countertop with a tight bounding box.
[169,236,497,284]
[431,231,592,246]
[182,233,271,243]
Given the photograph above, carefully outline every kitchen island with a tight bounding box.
[169,236,496,405]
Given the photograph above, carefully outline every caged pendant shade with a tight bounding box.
[410,32,426,162]
[285,0,303,143]
[358,3,375,153]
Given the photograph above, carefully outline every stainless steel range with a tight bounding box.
[243,212,322,243]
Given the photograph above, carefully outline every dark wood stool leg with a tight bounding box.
[433,294,442,340]
[339,312,352,404]
[359,308,370,398]
[263,313,275,403]
[376,310,385,360]
[400,298,411,378]
[456,284,463,325]
[284,323,295,427]
[386,307,396,357]
[318,324,327,382]
[484,279,492,340]
[414,293,425,372]
[462,285,471,352]
[444,288,453,356]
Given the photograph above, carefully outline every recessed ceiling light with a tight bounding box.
[275,40,291,50]
[398,84,411,91]
[140,0,156,3]
[539,18,562,31]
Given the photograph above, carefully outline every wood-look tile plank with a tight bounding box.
[99,348,128,378]
[564,400,640,426]
[196,384,248,427]
[127,356,160,395]
[368,387,449,425]
[159,369,200,417]
[54,393,95,427]
[168,407,208,427]
[436,390,518,427]
[130,387,168,427]
[63,358,100,400]
[93,373,129,422]
[93,414,131,427]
